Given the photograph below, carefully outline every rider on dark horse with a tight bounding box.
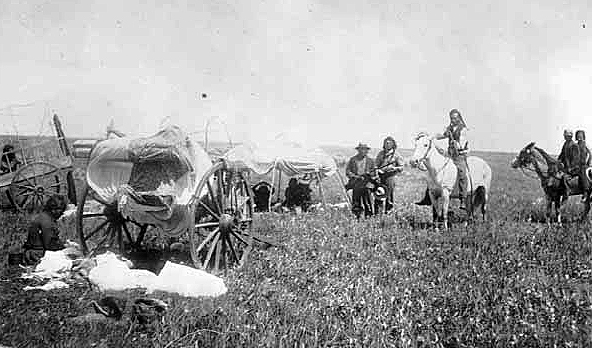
[346,143,378,219]
[575,130,591,201]
[557,129,578,200]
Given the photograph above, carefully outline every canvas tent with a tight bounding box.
[86,126,213,235]
[222,140,350,209]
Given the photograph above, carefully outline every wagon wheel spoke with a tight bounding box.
[217,168,227,210]
[195,221,220,229]
[88,225,114,258]
[230,228,250,246]
[206,180,223,215]
[84,220,109,241]
[22,176,35,187]
[48,182,63,189]
[122,223,134,245]
[15,184,33,190]
[17,189,34,197]
[82,212,105,219]
[116,224,124,253]
[214,235,223,271]
[203,232,221,270]
[136,225,148,247]
[198,199,220,219]
[195,228,219,255]
[224,232,239,264]
[18,195,30,210]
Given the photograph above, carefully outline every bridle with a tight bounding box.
[414,135,451,175]
[515,150,548,180]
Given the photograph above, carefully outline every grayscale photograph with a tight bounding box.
[0,0,591,347]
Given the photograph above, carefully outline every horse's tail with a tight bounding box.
[473,185,487,207]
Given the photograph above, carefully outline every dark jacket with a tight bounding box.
[23,211,64,251]
[575,142,591,169]
[346,155,376,179]
[443,124,468,158]
[558,139,578,172]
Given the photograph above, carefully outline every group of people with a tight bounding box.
[252,177,312,213]
[345,108,471,219]
[344,137,404,218]
[558,129,591,200]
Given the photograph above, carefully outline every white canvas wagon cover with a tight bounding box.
[86,126,212,235]
[222,141,338,177]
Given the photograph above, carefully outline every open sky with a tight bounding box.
[0,0,591,153]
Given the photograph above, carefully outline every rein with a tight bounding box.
[417,137,451,176]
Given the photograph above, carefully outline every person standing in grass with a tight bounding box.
[345,143,377,219]
[375,136,404,212]
[22,194,68,264]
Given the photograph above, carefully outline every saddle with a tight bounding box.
[547,170,587,195]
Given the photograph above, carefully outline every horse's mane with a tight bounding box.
[533,147,558,166]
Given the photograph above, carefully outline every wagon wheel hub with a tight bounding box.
[103,204,126,224]
[35,185,45,195]
[218,213,235,233]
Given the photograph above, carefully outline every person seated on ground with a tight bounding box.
[22,194,68,264]
[283,177,312,212]
[252,181,274,212]
[1,144,21,174]
[346,143,378,219]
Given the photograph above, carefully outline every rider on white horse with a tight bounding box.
[434,109,470,210]
[415,109,470,209]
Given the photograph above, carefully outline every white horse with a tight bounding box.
[410,132,492,230]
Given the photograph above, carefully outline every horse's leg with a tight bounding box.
[387,176,396,213]
[442,190,451,230]
[581,191,591,223]
[555,199,562,226]
[428,190,440,231]
[481,190,487,222]
[546,198,552,225]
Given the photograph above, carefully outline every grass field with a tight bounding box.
[2,146,592,347]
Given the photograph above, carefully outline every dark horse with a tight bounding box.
[511,142,592,222]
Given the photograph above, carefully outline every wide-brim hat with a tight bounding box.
[355,143,370,150]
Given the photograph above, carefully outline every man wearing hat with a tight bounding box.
[558,129,577,173]
[346,143,377,218]
[558,129,578,199]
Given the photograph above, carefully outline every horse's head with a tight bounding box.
[410,132,432,167]
[511,142,537,169]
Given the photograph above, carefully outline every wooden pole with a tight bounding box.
[277,169,282,204]
[335,169,352,208]
[53,114,71,157]
[316,171,327,209]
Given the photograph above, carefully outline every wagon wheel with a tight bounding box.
[8,161,66,213]
[189,161,254,272]
[76,184,152,256]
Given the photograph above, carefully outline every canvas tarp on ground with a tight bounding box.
[86,126,212,236]
[222,141,338,177]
